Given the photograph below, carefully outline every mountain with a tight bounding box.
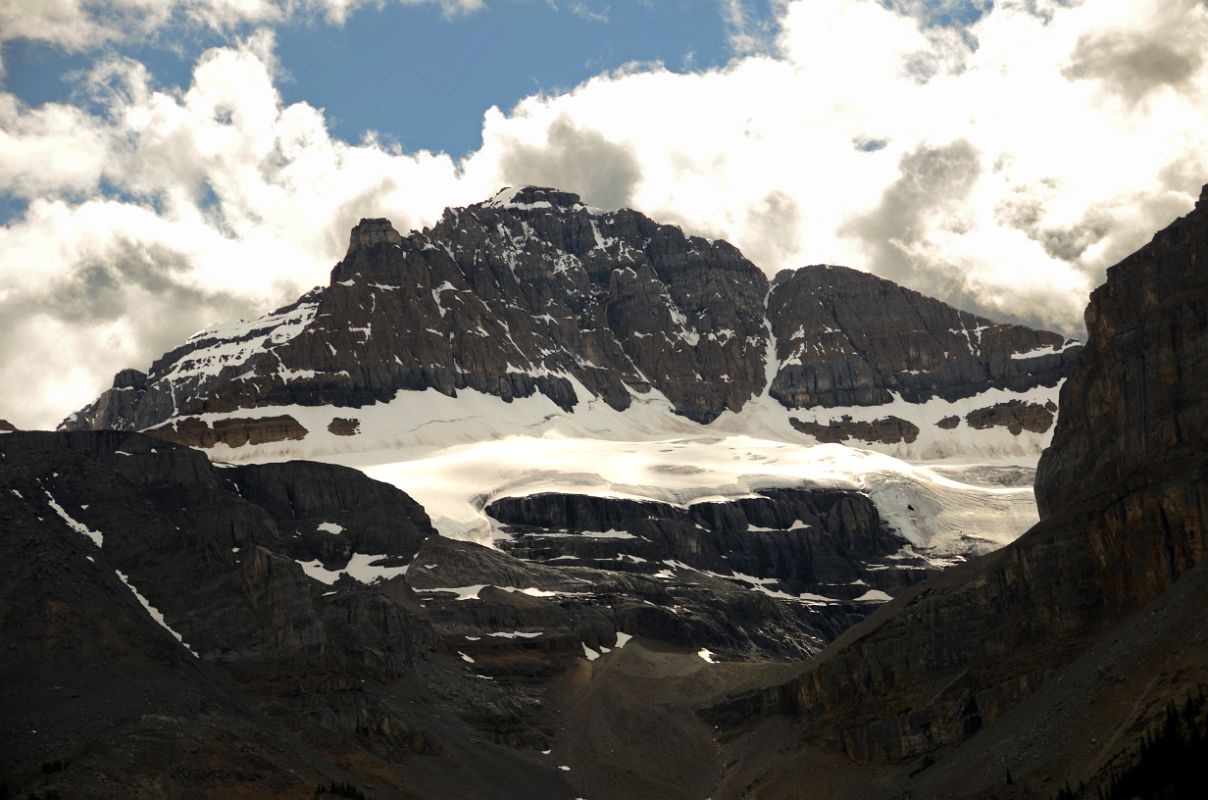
[13,185,1174,800]
[61,186,1078,462]
[54,186,1080,576]
[692,184,1208,798]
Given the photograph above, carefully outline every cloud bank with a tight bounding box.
[2,0,1208,428]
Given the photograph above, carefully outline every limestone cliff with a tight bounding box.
[711,183,1208,795]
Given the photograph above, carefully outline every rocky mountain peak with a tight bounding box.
[481,185,588,211]
[111,368,147,391]
[60,187,1078,459]
[347,217,403,254]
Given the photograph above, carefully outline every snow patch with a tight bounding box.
[296,553,409,586]
[1010,339,1080,360]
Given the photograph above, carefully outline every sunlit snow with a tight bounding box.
[179,364,1051,566]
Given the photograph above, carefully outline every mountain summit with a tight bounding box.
[61,186,1079,461]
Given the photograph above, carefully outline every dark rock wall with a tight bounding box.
[733,184,1208,766]
[487,489,927,599]
[0,431,437,681]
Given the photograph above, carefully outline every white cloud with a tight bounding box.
[2,0,1208,430]
[0,0,484,59]
[0,31,488,429]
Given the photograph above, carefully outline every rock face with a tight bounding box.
[488,489,931,644]
[0,429,932,798]
[327,416,360,435]
[767,265,1078,409]
[59,187,1078,455]
[704,184,1208,796]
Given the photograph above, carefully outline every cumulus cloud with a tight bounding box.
[3,0,1208,429]
[0,31,487,428]
[496,115,641,210]
[841,139,982,299]
[463,0,1208,332]
[1063,0,1208,106]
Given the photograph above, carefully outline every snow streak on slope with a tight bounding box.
[45,490,103,548]
[158,296,319,384]
[116,569,200,658]
[38,489,198,657]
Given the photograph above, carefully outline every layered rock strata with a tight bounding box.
[60,188,1078,453]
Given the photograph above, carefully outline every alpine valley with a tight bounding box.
[3,183,1206,800]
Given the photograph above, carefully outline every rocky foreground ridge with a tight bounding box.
[0,425,937,798]
[61,186,1078,456]
[696,185,1208,798]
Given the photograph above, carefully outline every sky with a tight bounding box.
[2,0,1207,429]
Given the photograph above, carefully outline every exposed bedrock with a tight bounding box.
[709,184,1208,782]
[964,399,1056,434]
[147,414,309,448]
[60,188,1078,444]
[487,489,926,593]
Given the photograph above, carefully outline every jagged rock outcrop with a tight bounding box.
[328,416,360,435]
[788,414,920,444]
[488,489,928,601]
[60,187,1078,454]
[0,418,15,432]
[348,216,404,251]
[147,414,309,448]
[964,399,1056,434]
[704,183,1208,795]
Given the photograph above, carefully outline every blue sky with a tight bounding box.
[5,0,785,159]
